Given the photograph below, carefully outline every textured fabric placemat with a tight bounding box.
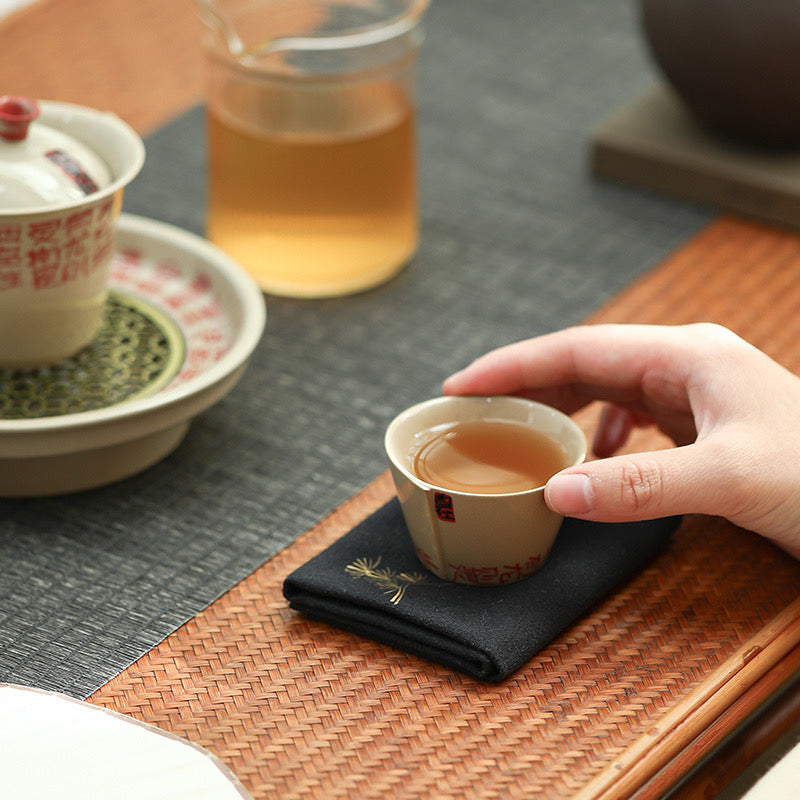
[0,1,712,698]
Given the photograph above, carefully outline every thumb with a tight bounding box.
[545,446,709,522]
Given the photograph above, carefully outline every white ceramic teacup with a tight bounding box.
[0,99,145,368]
[385,395,587,586]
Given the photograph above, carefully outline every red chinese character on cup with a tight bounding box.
[414,546,438,574]
[0,245,22,270]
[27,219,61,243]
[522,554,542,572]
[450,564,500,585]
[60,236,89,282]
[0,225,22,245]
[95,198,114,222]
[65,208,93,234]
[28,247,62,288]
[0,270,22,291]
[434,492,455,522]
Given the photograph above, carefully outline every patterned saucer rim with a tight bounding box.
[0,214,266,458]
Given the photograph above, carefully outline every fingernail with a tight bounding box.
[442,372,463,394]
[545,473,593,515]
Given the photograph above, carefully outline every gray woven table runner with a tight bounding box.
[0,1,711,698]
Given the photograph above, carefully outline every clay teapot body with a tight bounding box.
[641,0,800,147]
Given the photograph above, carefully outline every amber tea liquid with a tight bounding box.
[207,83,417,298]
[409,419,570,494]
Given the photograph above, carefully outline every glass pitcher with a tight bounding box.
[196,0,430,298]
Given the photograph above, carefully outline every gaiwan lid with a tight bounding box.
[0,95,112,209]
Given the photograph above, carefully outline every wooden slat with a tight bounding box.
[634,645,800,800]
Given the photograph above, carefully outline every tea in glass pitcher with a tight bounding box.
[197,0,429,298]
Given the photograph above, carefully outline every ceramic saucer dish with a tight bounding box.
[0,213,266,497]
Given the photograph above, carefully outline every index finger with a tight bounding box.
[442,323,694,416]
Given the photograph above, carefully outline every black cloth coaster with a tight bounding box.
[283,498,680,682]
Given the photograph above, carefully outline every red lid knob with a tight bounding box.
[0,96,40,141]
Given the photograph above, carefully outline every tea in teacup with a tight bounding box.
[408,418,569,494]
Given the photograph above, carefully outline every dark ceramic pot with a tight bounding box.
[641,0,800,147]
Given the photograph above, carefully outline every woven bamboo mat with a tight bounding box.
[88,215,800,800]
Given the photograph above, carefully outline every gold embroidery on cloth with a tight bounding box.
[345,557,429,605]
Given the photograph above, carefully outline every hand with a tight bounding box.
[443,323,800,559]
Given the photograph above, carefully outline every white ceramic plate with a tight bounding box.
[0,684,252,799]
[0,213,266,496]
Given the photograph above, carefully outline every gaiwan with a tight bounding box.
[0,96,144,368]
